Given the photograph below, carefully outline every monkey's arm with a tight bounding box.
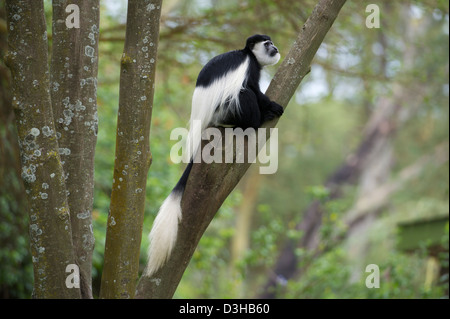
[252,86,284,123]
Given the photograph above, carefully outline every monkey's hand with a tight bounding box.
[263,101,284,122]
[270,101,284,117]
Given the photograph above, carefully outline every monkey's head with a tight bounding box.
[246,34,281,67]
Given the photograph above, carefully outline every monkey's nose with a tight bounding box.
[271,46,279,56]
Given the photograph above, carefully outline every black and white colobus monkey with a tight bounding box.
[144,34,283,276]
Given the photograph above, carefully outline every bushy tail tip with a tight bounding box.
[144,191,182,277]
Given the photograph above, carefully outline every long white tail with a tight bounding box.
[144,191,182,277]
[144,160,193,277]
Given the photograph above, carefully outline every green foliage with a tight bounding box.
[284,248,354,298]
[0,194,33,298]
[282,249,442,299]
[281,237,448,299]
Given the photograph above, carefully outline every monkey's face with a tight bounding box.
[252,40,281,67]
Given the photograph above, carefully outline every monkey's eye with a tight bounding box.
[264,41,273,47]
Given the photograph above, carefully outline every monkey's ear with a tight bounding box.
[248,43,255,50]
[246,37,256,50]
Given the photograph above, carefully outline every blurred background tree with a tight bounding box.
[0,0,448,298]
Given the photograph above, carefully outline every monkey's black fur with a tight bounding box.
[195,34,283,129]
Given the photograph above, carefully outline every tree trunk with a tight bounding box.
[50,0,100,299]
[135,0,347,299]
[231,168,262,266]
[5,0,79,298]
[100,0,162,299]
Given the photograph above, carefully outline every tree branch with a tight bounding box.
[100,0,162,299]
[136,0,347,299]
